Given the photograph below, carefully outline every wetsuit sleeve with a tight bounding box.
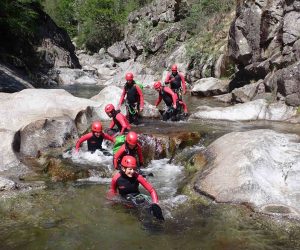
[135,85,144,110]
[118,88,126,108]
[179,72,186,93]
[116,113,128,135]
[179,100,188,113]
[75,133,93,152]
[137,144,144,165]
[107,172,121,200]
[155,94,162,107]
[165,87,178,106]
[137,175,159,203]
[103,133,115,143]
[113,144,125,169]
[109,120,115,129]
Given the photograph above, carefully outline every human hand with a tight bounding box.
[149,203,164,221]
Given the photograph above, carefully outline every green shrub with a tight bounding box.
[184,0,235,35]
[0,0,41,38]
[42,0,153,52]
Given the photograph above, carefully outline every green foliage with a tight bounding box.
[42,0,77,36]
[0,0,41,38]
[184,0,235,35]
[42,0,153,52]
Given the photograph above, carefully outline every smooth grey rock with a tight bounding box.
[195,129,300,217]
[190,99,297,121]
[191,77,229,97]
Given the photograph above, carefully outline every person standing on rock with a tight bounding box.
[153,81,188,121]
[105,104,131,135]
[118,72,144,125]
[75,121,115,155]
[164,64,187,101]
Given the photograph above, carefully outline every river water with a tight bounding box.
[1,84,300,250]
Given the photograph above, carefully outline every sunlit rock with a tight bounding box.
[195,129,300,217]
[20,116,78,157]
[0,89,103,185]
[190,99,297,121]
[0,177,16,191]
[191,77,229,97]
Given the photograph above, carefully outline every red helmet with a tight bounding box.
[121,155,137,168]
[154,81,162,90]
[126,131,138,146]
[91,121,102,133]
[171,64,178,72]
[105,104,115,114]
[125,72,134,81]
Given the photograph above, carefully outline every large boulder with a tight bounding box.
[191,77,229,97]
[19,116,78,157]
[195,129,300,217]
[0,89,103,189]
[190,99,297,121]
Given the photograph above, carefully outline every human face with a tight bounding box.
[155,87,161,92]
[94,132,101,137]
[122,167,135,177]
[107,112,113,118]
[128,143,136,149]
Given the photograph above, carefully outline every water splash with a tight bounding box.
[142,158,184,199]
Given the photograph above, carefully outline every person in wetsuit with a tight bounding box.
[107,155,164,220]
[113,131,143,170]
[153,81,188,121]
[75,121,115,154]
[164,64,187,100]
[118,72,144,125]
[105,104,131,135]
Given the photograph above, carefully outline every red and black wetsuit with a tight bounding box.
[155,86,178,108]
[119,81,144,110]
[109,110,131,135]
[75,132,114,152]
[108,171,158,203]
[165,71,186,94]
[113,143,144,169]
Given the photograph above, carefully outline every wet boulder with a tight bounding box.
[0,89,103,187]
[20,116,78,158]
[195,129,300,217]
[139,131,201,164]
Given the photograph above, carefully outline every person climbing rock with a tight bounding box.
[105,103,131,135]
[107,155,164,220]
[118,72,144,125]
[153,81,188,121]
[113,131,143,170]
[75,121,115,155]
